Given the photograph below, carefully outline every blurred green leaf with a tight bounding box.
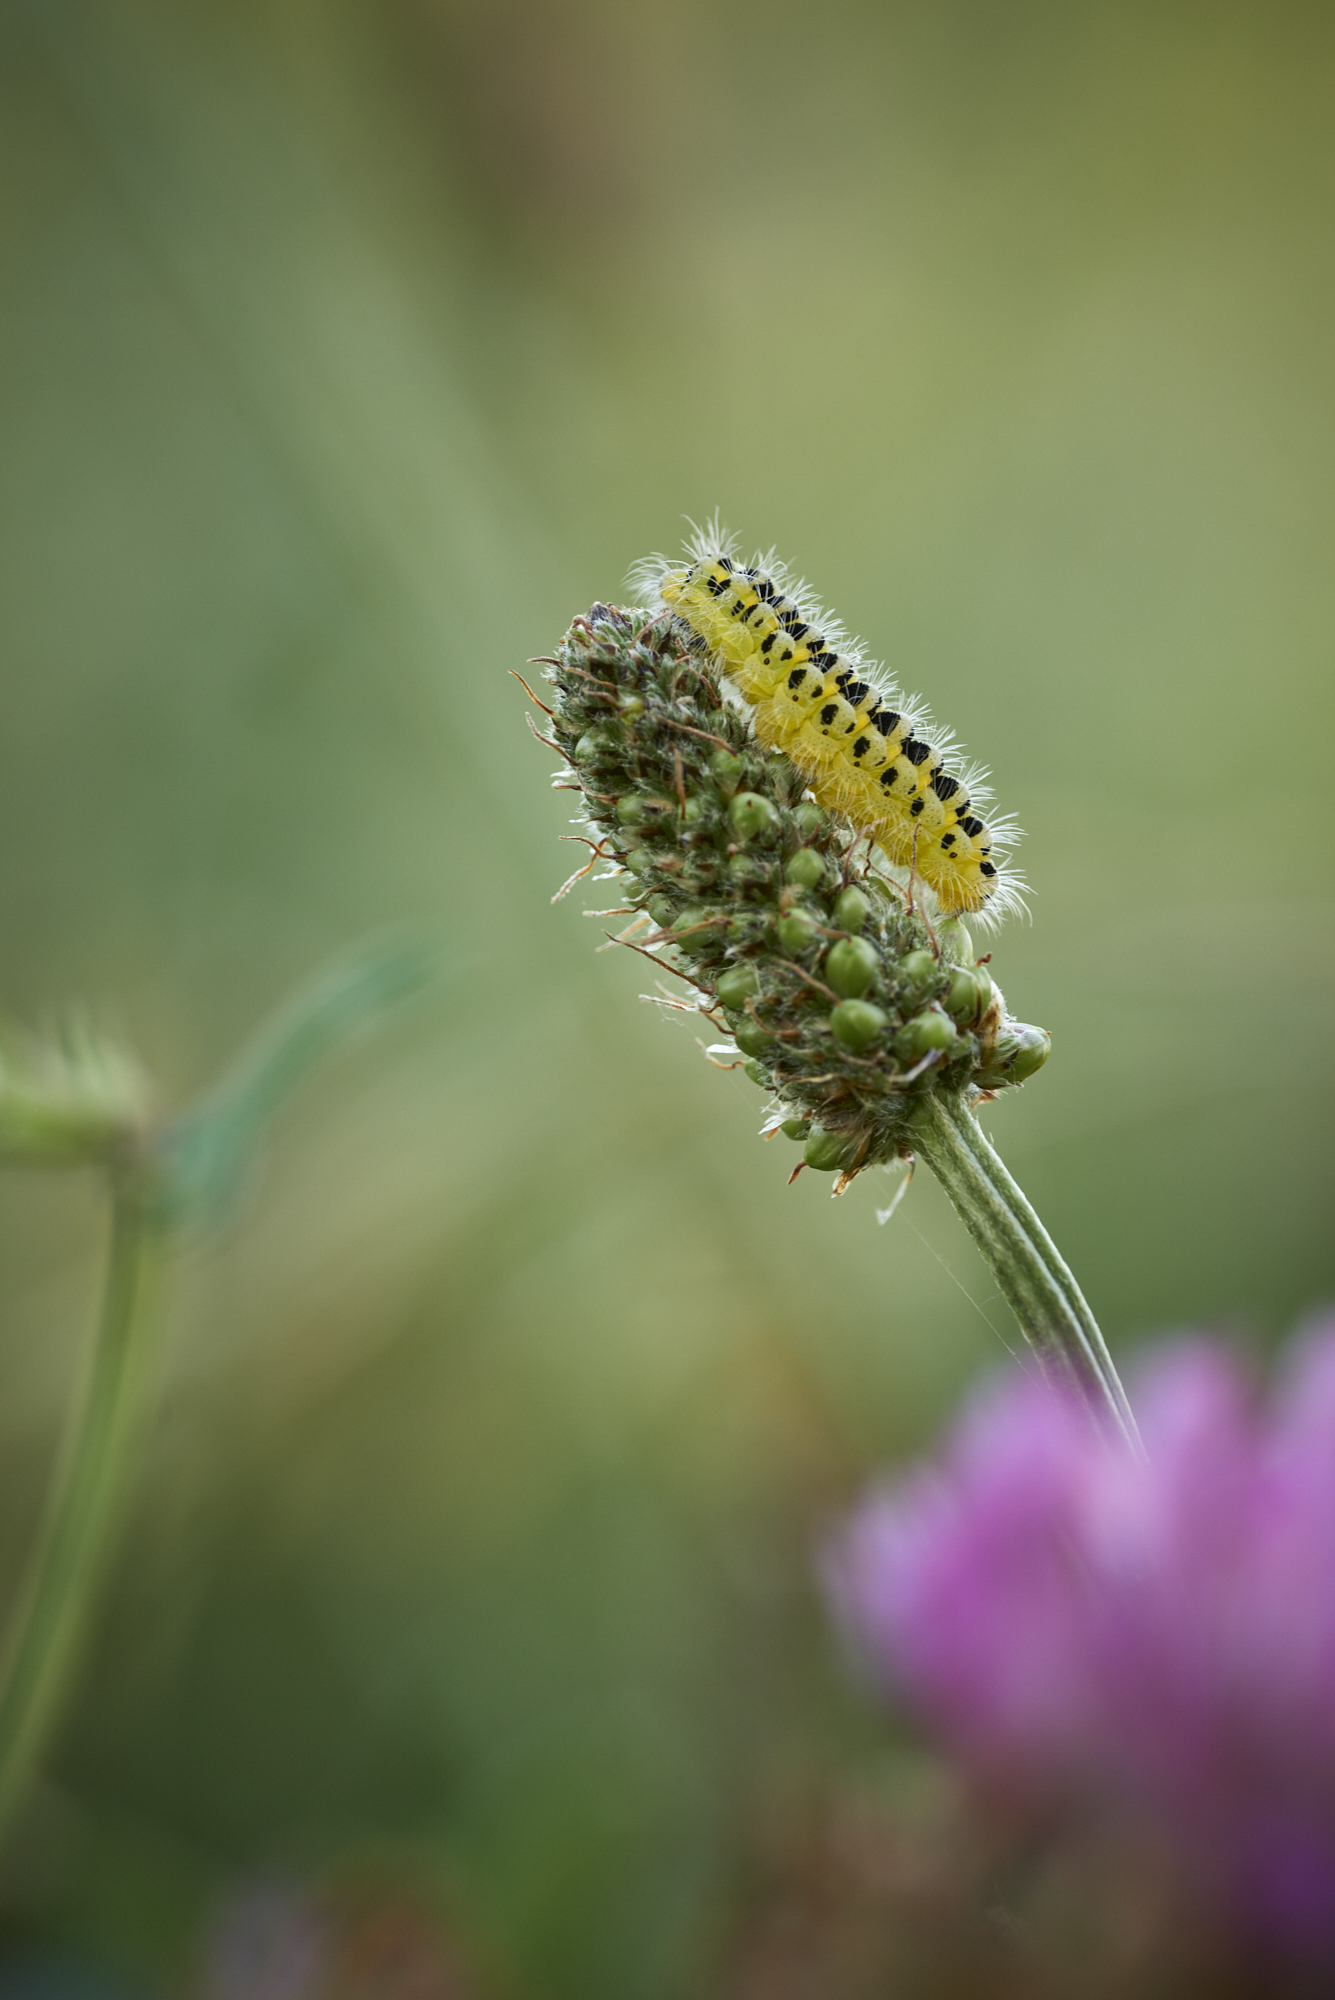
[153,934,450,1230]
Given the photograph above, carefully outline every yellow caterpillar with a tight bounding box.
[635,529,1024,923]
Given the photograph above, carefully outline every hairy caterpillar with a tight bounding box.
[633,528,1024,923]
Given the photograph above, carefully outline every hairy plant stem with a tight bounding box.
[908,1089,1141,1452]
[0,1173,162,1841]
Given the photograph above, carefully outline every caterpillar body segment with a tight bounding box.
[637,535,1023,923]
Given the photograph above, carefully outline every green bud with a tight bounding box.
[824,936,879,999]
[618,694,645,721]
[672,908,710,938]
[803,1126,853,1172]
[793,802,826,839]
[734,1022,773,1058]
[728,852,768,887]
[895,1008,959,1061]
[616,794,646,825]
[624,848,656,878]
[832,886,870,933]
[743,1058,769,1085]
[710,748,745,793]
[728,791,780,842]
[779,1117,810,1141]
[776,909,820,954]
[716,964,760,1009]
[935,918,975,966]
[978,1021,1051,1088]
[830,999,889,1051]
[784,847,826,891]
[575,727,616,764]
[682,795,707,824]
[901,949,937,986]
[945,967,987,1021]
[646,894,674,927]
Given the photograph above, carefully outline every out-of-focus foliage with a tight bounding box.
[0,1,1331,1994]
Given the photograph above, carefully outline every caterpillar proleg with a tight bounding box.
[633,527,1025,924]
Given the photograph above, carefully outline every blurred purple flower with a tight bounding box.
[827,1323,1335,1959]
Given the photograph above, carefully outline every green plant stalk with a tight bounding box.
[0,1176,162,1840]
[908,1088,1141,1451]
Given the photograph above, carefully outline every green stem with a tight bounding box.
[0,1175,162,1841]
[908,1089,1141,1452]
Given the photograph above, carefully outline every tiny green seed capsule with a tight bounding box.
[777,909,820,953]
[830,999,889,1051]
[624,848,656,878]
[935,918,975,967]
[710,749,745,793]
[780,1118,809,1141]
[618,694,645,721]
[743,1059,769,1086]
[825,935,879,999]
[616,794,646,825]
[728,852,768,887]
[901,949,937,986]
[832,886,870,933]
[978,1022,1051,1087]
[646,894,674,927]
[682,795,707,824]
[784,848,826,891]
[672,908,710,938]
[945,968,986,1021]
[895,1008,959,1061]
[734,1021,773,1057]
[716,964,760,1008]
[793,802,826,839]
[728,792,780,841]
[1008,1024,1051,1082]
[803,1126,852,1172]
[574,728,616,764]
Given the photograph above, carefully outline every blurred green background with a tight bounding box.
[0,0,1332,1992]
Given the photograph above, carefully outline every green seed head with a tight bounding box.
[646,894,674,927]
[895,1008,959,1061]
[977,1020,1051,1087]
[803,1126,854,1172]
[727,852,768,887]
[793,802,826,840]
[825,936,879,999]
[832,886,870,933]
[776,909,820,954]
[743,1058,768,1086]
[575,727,617,765]
[733,1021,773,1057]
[900,949,937,987]
[784,847,826,891]
[616,793,646,825]
[715,964,761,1009]
[710,748,745,794]
[728,792,780,842]
[935,918,975,966]
[830,998,888,1051]
[624,847,656,879]
[945,967,988,1021]
[618,694,645,721]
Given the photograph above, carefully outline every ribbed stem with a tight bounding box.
[908,1090,1141,1452]
[0,1179,161,1841]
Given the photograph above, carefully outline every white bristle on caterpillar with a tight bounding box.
[630,523,1027,928]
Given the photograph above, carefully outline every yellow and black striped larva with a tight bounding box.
[633,528,1025,924]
